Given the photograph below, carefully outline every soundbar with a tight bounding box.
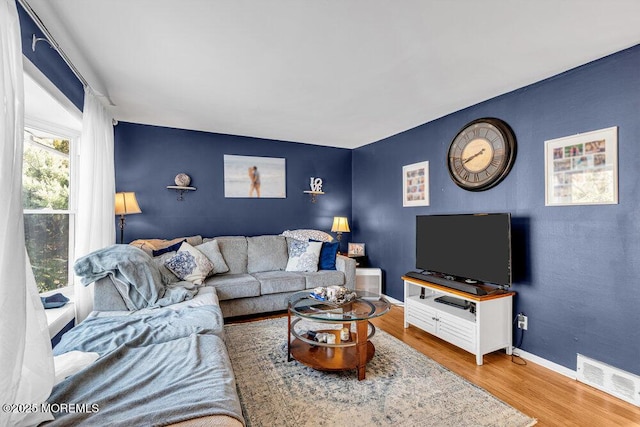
[404,271,488,296]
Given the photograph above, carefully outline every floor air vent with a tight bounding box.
[577,354,640,406]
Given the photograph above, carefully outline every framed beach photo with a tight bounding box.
[403,161,429,207]
[224,155,286,198]
[544,126,618,206]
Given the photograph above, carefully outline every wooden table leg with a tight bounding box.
[342,301,353,332]
[355,320,368,380]
[287,309,292,362]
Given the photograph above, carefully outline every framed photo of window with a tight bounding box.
[544,127,618,206]
[403,161,429,207]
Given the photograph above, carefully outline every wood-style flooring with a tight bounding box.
[231,305,640,426]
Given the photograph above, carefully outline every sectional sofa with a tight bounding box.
[93,231,356,317]
[48,230,356,425]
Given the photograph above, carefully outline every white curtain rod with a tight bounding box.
[17,0,89,88]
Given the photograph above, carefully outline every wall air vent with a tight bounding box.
[577,354,640,407]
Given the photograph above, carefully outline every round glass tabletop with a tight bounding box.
[288,290,391,322]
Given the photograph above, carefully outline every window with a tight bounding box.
[23,126,76,293]
[22,67,81,295]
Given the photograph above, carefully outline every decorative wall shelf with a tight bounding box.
[303,190,324,203]
[167,185,196,201]
[304,177,324,203]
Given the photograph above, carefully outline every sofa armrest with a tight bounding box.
[335,254,356,290]
[93,276,129,311]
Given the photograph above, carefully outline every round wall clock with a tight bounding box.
[447,118,517,191]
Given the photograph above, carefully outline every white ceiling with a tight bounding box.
[25,1,640,149]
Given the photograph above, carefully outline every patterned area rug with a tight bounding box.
[224,317,536,427]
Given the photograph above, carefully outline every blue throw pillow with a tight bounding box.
[152,239,186,257]
[312,240,339,270]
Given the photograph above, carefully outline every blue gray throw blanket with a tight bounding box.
[47,305,244,426]
[74,244,197,310]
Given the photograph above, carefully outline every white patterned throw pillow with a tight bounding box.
[164,242,213,285]
[285,239,323,272]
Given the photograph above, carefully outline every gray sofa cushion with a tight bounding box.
[252,271,306,295]
[247,235,288,273]
[203,274,260,301]
[214,236,248,274]
[301,270,346,289]
[196,239,230,274]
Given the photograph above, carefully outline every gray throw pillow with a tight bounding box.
[247,235,288,273]
[214,236,248,274]
[196,239,230,275]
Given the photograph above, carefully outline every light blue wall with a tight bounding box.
[353,45,640,375]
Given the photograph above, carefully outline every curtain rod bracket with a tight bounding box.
[32,34,54,52]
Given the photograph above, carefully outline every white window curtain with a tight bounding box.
[74,88,116,323]
[0,1,54,425]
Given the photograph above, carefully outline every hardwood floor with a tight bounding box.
[231,306,640,426]
[370,305,640,427]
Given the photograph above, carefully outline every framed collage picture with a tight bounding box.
[544,126,618,206]
[403,161,429,207]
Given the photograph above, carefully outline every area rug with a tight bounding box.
[224,317,536,427]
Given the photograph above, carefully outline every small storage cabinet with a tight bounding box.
[403,277,514,365]
[355,268,382,295]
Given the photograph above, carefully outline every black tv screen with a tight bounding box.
[416,213,512,287]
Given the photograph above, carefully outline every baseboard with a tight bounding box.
[383,294,403,306]
[391,296,575,379]
[514,348,576,379]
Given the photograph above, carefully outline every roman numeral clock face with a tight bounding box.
[447,118,517,191]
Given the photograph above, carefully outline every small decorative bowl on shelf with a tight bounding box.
[174,173,191,187]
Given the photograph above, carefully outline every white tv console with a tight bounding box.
[403,276,514,365]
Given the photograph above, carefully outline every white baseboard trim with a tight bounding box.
[390,295,574,378]
[514,348,576,379]
[383,294,403,306]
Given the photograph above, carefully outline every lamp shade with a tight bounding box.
[115,192,142,215]
[331,216,350,233]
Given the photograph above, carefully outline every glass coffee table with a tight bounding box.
[287,290,391,380]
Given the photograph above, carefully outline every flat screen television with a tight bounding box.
[415,213,512,287]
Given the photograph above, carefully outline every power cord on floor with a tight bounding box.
[511,314,527,365]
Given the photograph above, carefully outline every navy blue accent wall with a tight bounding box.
[353,45,640,375]
[114,123,352,241]
[16,1,84,110]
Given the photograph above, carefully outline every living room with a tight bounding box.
[3,1,640,426]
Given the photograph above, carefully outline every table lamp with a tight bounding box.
[331,216,350,253]
[115,192,141,243]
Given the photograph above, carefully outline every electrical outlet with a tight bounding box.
[517,313,528,330]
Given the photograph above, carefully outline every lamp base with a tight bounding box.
[119,215,125,244]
